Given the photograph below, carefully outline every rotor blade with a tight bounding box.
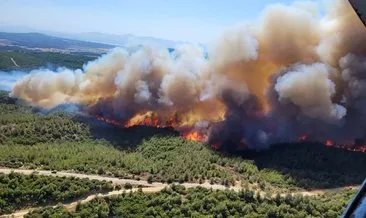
[349,0,366,26]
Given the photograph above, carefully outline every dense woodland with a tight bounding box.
[0,172,113,214]
[0,91,365,192]
[25,185,356,218]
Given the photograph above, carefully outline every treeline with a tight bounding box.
[1,137,364,191]
[0,138,239,187]
[0,103,90,146]
[25,185,356,218]
[0,172,114,214]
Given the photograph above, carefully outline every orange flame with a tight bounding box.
[96,115,122,127]
[332,144,366,153]
[97,112,208,143]
[325,140,334,146]
[296,134,366,153]
[96,114,366,152]
[123,112,210,142]
[321,139,366,152]
[124,112,172,128]
[97,113,166,128]
[182,131,208,142]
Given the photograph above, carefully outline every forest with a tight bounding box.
[0,90,365,192]
[0,48,94,70]
[0,172,113,214]
[25,185,356,218]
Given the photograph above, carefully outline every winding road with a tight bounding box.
[0,168,360,218]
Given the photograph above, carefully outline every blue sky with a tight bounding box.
[1,0,299,43]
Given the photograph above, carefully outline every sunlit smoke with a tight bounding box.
[9,0,366,151]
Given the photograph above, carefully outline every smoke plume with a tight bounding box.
[0,71,27,91]
[10,0,366,150]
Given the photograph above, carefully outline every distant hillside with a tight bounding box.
[0,48,94,71]
[0,32,114,53]
[55,32,182,48]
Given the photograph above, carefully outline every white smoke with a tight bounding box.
[274,63,346,122]
[0,71,28,91]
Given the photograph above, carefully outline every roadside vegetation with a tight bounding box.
[0,172,113,215]
[25,185,356,218]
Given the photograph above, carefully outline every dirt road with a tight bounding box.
[0,187,167,218]
[0,168,360,218]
